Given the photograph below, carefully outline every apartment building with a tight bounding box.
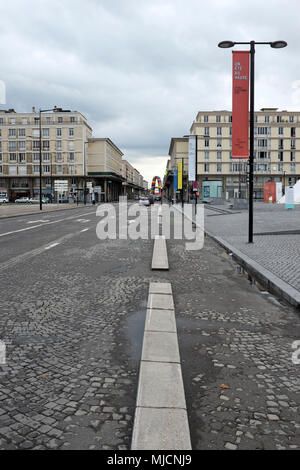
[165,108,300,201]
[122,160,145,198]
[0,107,145,202]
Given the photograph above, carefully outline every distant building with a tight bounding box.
[0,107,145,201]
[164,109,300,201]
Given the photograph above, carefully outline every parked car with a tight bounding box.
[139,197,150,207]
[14,197,31,203]
[30,197,50,204]
[148,195,155,204]
[0,197,9,203]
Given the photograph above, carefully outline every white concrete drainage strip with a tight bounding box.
[131,282,192,450]
[152,235,169,270]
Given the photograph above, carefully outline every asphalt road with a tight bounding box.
[0,203,299,450]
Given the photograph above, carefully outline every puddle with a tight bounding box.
[124,301,147,365]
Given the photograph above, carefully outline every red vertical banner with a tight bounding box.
[232,51,250,158]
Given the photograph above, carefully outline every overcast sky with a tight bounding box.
[0,0,299,183]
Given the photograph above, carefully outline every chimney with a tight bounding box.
[32,106,36,113]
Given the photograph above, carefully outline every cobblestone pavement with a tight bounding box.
[0,205,299,450]
[166,235,300,450]
[205,202,300,292]
[0,214,158,450]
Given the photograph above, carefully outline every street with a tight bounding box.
[0,203,299,450]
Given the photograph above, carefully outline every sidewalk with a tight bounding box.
[174,202,300,308]
[0,203,94,219]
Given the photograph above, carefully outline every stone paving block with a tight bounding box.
[136,362,186,409]
[145,309,177,333]
[147,293,174,311]
[132,407,191,450]
[152,236,169,270]
[141,331,180,363]
[149,283,172,295]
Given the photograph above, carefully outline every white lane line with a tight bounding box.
[77,219,91,223]
[0,211,97,238]
[44,243,60,251]
[81,228,90,233]
[27,220,50,224]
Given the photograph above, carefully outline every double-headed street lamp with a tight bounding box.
[218,40,287,243]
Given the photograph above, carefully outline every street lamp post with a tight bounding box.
[38,108,57,211]
[218,40,287,243]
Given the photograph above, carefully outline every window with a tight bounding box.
[33,153,40,161]
[291,127,296,137]
[46,117,51,124]
[19,167,27,176]
[0,154,2,161]
[217,127,222,136]
[43,165,50,173]
[18,129,26,137]
[42,128,50,137]
[43,153,50,162]
[56,152,62,162]
[278,152,283,161]
[18,141,26,150]
[9,141,17,151]
[57,141,62,149]
[217,163,222,173]
[42,141,50,150]
[204,151,209,160]
[32,129,40,137]
[204,138,209,147]
[290,162,296,172]
[277,115,283,123]
[70,116,75,123]
[289,115,294,123]
[291,139,296,149]
[265,115,270,123]
[278,127,284,135]
[69,128,74,136]
[9,166,17,175]
[254,115,258,123]
[258,139,267,147]
[57,165,62,173]
[57,128,62,136]
[229,115,232,123]
[216,115,221,123]
[0,118,3,124]
[69,165,74,174]
[69,152,74,162]
[33,141,40,149]
[278,139,284,150]
[19,153,26,162]
[9,129,16,137]
[10,118,16,124]
[278,163,283,172]
[204,115,208,123]
[0,166,2,173]
[33,165,39,173]
[229,127,232,136]
[204,127,209,136]
[217,151,222,160]
[217,139,222,147]
[290,151,295,161]
[58,117,63,123]
[45,178,51,185]
[204,163,209,172]
[34,117,39,124]
[22,118,27,125]
[69,141,74,150]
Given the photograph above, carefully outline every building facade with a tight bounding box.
[0,108,145,202]
[165,108,300,201]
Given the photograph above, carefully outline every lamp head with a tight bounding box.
[270,40,287,49]
[218,41,235,48]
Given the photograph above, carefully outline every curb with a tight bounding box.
[173,204,300,309]
[131,282,192,450]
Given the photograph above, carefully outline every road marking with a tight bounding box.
[81,228,90,233]
[77,219,90,223]
[27,220,50,224]
[0,211,97,238]
[44,243,60,250]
